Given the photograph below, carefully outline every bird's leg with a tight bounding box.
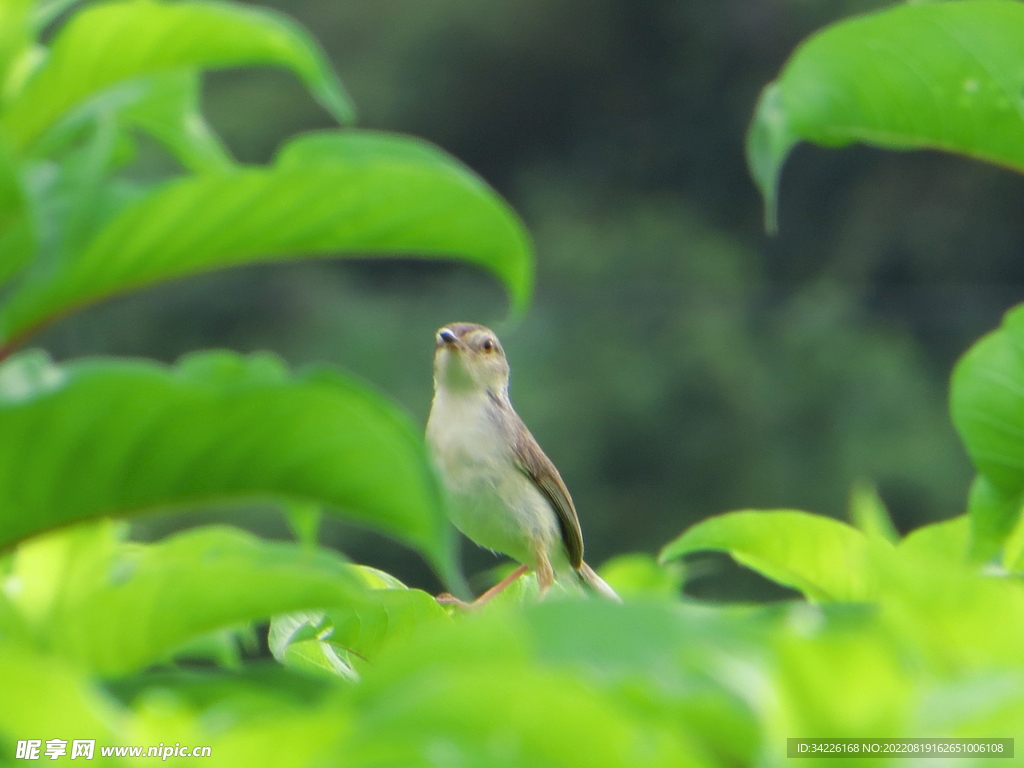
[474,563,531,605]
[533,545,554,599]
[435,564,529,609]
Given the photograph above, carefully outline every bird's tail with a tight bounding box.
[577,561,622,602]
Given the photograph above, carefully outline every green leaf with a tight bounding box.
[275,129,464,171]
[1002,505,1024,573]
[107,664,333,712]
[748,0,1024,232]
[168,624,254,669]
[0,130,533,344]
[120,71,234,172]
[0,0,32,99]
[594,553,685,600]
[522,600,768,730]
[849,480,899,545]
[7,522,372,675]
[30,0,83,32]
[0,349,455,580]
[32,70,233,173]
[878,544,1024,673]
[746,83,795,234]
[951,304,1024,491]
[105,666,343,768]
[916,672,1024,738]
[125,678,348,768]
[950,304,1024,558]
[21,111,148,268]
[269,611,359,681]
[966,476,1023,563]
[269,611,330,659]
[0,589,33,645]
[660,510,877,601]
[345,609,707,768]
[283,500,320,550]
[1,0,354,150]
[897,518,966,577]
[0,641,123,746]
[0,137,34,287]
[325,587,446,669]
[770,607,913,739]
[897,515,970,566]
[270,567,447,681]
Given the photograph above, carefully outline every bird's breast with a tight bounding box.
[426,392,511,483]
[426,391,562,566]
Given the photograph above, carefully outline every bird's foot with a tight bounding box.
[434,592,473,609]
[435,564,531,609]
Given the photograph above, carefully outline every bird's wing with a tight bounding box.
[511,415,585,569]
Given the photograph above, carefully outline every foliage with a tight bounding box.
[951,304,1024,564]
[0,351,452,572]
[748,0,1024,232]
[1,0,1024,767]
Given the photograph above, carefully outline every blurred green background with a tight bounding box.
[38,0,1024,593]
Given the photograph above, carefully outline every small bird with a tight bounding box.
[426,322,620,605]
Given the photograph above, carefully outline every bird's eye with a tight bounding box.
[481,339,494,352]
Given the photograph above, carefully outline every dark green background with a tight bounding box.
[39,0,1024,593]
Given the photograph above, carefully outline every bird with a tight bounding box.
[426,322,620,606]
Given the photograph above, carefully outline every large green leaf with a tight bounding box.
[1,0,354,150]
[0,138,33,287]
[660,510,877,601]
[748,1,1024,231]
[344,608,709,768]
[769,608,913,740]
[0,349,455,580]
[524,600,760,768]
[8,522,374,675]
[0,641,125,755]
[879,545,1024,675]
[128,697,346,768]
[0,130,533,345]
[950,304,1024,559]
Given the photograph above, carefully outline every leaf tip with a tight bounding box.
[966,475,1022,565]
[746,81,795,236]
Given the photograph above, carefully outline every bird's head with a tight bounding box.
[433,323,510,395]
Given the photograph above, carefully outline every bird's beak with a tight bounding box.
[437,328,459,349]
